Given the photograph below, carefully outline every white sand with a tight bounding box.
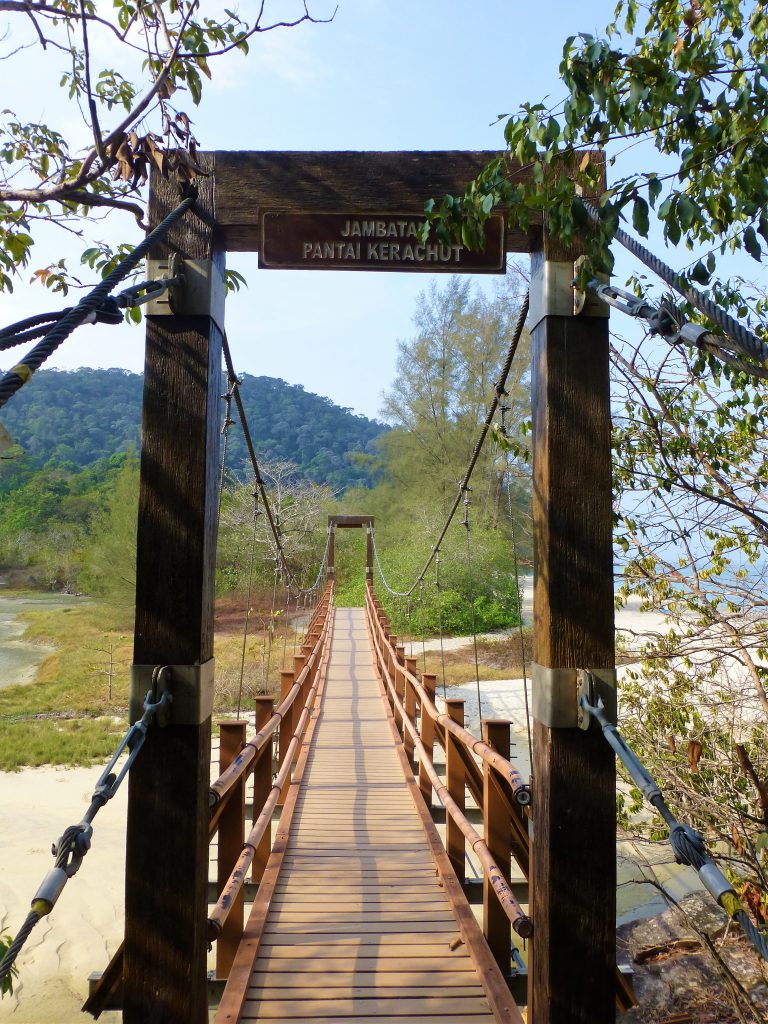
[0,767,125,1022]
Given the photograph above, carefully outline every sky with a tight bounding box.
[3,0,762,420]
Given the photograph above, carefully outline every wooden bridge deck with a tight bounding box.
[217,607,506,1023]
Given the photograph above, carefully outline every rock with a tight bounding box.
[616,891,768,1021]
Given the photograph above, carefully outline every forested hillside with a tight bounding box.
[0,368,385,490]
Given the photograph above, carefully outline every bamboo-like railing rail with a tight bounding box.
[207,599,335,943]
[364,581,533,975]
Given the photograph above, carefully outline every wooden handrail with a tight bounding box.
[209,584,334,809]
[365,587,533,940]
[207,607,334,941]
[365,580,636,1013]
[365,583,529,801]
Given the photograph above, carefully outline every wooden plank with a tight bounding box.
[213,151,538,253]
[249,970,481,985]
[257,945,475,960]
[241,996,492,1017]
[240,1016,496,1024]
[123,155,220,1024]
[246,988,488,1002]
[530,226,616,1024]
[263,922,461,935]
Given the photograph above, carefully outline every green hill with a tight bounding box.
[0,368,385,490]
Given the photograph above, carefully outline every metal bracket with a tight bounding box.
[144,255,226,333]
[529,253,609,331]
[532,663,617,729]
[129,659,215,726]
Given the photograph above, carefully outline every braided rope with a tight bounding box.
[0,196,194,409]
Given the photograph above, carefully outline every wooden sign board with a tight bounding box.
[259,212,506,273]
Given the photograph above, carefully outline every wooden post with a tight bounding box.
[328,528,335,577]
[366,527,373,580]
[394,644,406,735]
[404,657,418,763]
[418,673,437,805]
[216,721,247,979]
[530,226,615,1023]
[124,159,222,1024]
[445,698,466,882]
[279,669,296,804]
[482,719,512,977]
[252,696,274,884]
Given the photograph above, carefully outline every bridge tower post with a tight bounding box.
[123,159,223,1024]
[529,194,615,1023]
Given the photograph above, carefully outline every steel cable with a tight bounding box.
[582,693,768,963]
[583,200,768,366]
[221,333,330,599]
[0,196,194,409]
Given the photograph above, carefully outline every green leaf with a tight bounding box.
[690,260,710,285]
[744,225,762,261]
[632,196,649,237]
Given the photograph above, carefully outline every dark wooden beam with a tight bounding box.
[529,217,616,1023]
[123,155,222,1024]
[211,151,540,253]
[328,514,375,528]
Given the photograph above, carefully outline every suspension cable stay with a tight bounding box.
[581,692,768,962]
[368,290,529,601]
[0,686,172,988]
[220,333,331,601]
[583,199,768,375]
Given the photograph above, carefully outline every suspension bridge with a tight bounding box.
[2,150,766,1024]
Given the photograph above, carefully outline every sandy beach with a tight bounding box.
[0,767,126,1022]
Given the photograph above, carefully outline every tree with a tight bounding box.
[217,458,334,596]
[434,1,768,305]
[80,454,140,607]
[345,276,531,635]
[0,2,330,292]
[440,0,768,935]
[380,275,530,520]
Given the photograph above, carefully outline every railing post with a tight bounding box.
[394,644,406,735]
[445,698,466,882]
[418,673,437,806]
[278,669,296,804]
[404,657,418,764]
[386,636,398,713]
[216,720,247,979]
[482,719,513,976]
[252,696,274,884]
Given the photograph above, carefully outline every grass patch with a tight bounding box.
[401,629,534,687]
[0,716,125,771]
[0,589,313,768]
